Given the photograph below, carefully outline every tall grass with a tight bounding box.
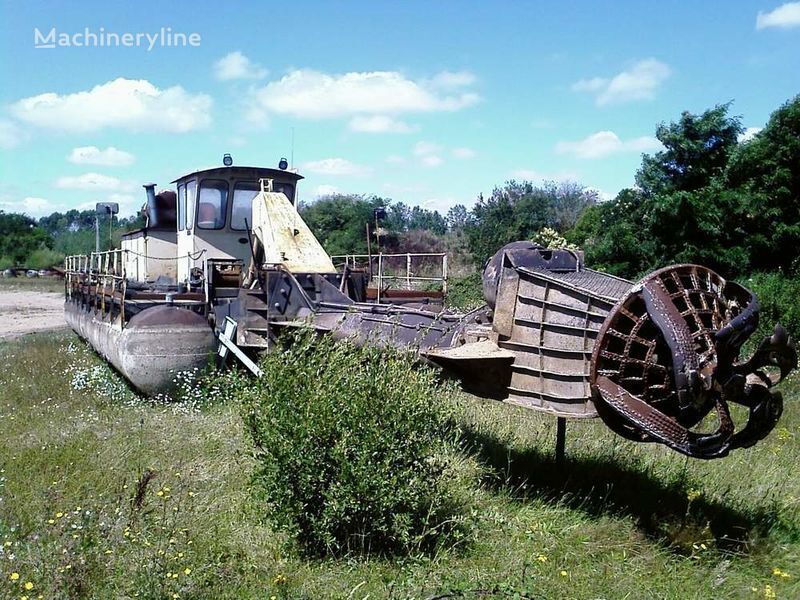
[0,332,798,598]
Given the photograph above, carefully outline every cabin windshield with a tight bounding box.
[231,182,260,231]
[231,182,295,230]
[197,179,228,229]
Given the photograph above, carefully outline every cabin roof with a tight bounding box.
[171,165,304,184]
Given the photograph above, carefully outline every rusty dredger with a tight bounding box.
[65,157,797,460]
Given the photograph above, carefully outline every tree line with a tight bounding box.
[2,94,798,286]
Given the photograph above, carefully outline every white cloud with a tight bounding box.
[0,120,26,149]
[510,169,579,182]
[421,196,460,212]
[739,127,763,142]
[302,158,370,176]
[413,141,442,156]
[421,155,443,167]
[67,146,135,167]
[452,147,476,159]
[385,154,406,164]
[213,51,268,81]
[313,184,340,197]
[555,131,662,159]
[10,78,212,133]
[55,172,131,191]
[348,115,415,133]
[249,69,479,119]
[428,70,477,88]
[572,59,671,106]
[757,2,800,29]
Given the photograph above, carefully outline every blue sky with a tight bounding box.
[0,0,798,218]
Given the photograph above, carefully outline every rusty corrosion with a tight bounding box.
[590,265,797,459]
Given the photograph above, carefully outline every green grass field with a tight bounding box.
[0,332,798,599]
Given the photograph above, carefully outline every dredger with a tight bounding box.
[64,156,797,459]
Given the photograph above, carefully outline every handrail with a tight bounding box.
[330,252,448,295]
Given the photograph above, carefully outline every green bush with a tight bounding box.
[746,272,800,342]
[446,273,484,312]
[27,247,64,269]
[239,331,470,557]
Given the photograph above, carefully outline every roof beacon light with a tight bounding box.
[223,153,233,167]
[278,157,289,170]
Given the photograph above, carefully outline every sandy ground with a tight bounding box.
[0,290,67,340]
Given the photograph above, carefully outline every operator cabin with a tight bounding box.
[122,156,302,285]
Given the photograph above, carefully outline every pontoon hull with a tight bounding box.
[64,302,216,395]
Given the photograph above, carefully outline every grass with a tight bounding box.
[0,331,799,598]
[0,276,64,294]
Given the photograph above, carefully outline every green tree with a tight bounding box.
[0,211,53,266]
[635,103,743,197]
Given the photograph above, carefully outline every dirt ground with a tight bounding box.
[0,289,67,340]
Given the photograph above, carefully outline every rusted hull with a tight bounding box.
[64,302,216,395]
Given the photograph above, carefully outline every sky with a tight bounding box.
[0,0,798,219]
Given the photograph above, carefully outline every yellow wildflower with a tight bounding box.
[184,568,191,575]
[686,488,701,502]
[156,490,164,497]
[559,570,568,577]
[536,554,548,563]
[765,584,776,599]
[47,520,55,525]
[273,574,287,586]
[24,582,34,590]
[9,573,19,581]
[55,512,63,518]
[772,567,791,579]
[3,541,11,547]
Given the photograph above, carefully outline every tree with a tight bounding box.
[0,211,53,266]
[466,180,597,265]
[725,95,800,272]
[635,103,743,197]
[446,204,469,233]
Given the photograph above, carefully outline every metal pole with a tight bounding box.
[555,417,566,465]
[95,216,100,252]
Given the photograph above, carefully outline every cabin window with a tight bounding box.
[177,183,186,231]
[231,182,260,230]
[197,179,229,229]
[186,180,197,229]
[274,182,295,203]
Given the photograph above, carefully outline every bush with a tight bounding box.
[746,272,800,342]
[27,247,64,269]
[239,331,470,557]
[446,273,484,312]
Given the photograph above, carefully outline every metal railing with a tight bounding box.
[331,252,448,302]
[65,249,128,327]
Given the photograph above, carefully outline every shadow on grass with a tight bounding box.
[461,424,797,555]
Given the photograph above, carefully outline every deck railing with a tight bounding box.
[331,252,448,302]
[65,249,129,327]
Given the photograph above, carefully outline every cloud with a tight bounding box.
[55,172,131,191]
[0,120,26,149]
[572,59,671,105]
[213,51,268,80]
[10,78,212,133]
[452,147,476,159]
[510,169,579,182]
[67,146,135,167]
[757,2,800,29]
[302,158,370,176]
[421,155,443,167]
[428,70,477,88]
[248,69,479,120]
[739,127,763,142]
[413,141,442,156]
[313,184,340,198]
[385,154,406,164]
[555,131,662,159]
[348,115,415,133]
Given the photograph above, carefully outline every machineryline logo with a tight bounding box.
[34,27,201,50]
